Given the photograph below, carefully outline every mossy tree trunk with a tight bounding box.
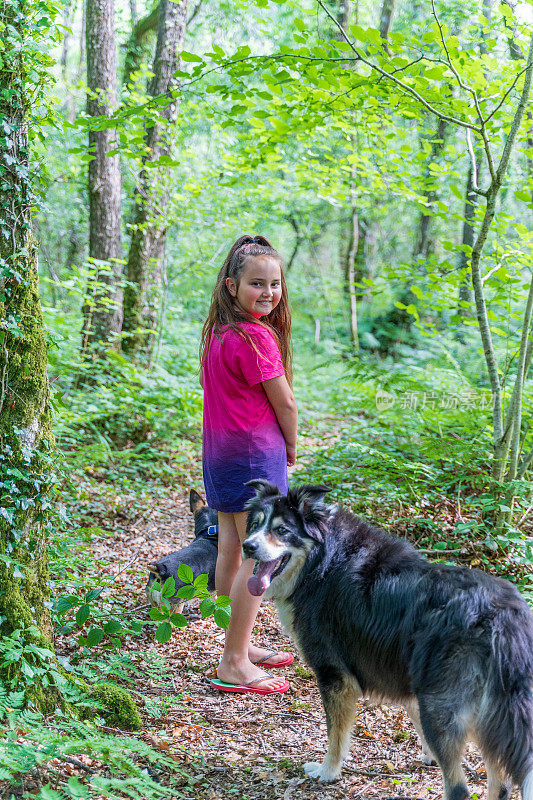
[122,0,188,363]
[0,0,55,681]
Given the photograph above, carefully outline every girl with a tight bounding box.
[200,235,298,695]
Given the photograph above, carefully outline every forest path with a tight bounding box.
[69,468,509,800]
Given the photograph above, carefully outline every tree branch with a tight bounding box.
[430,0,496,179]
[316,0,481,133]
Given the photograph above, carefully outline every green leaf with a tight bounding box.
[149,608,169,621]
[85,627,104,647]
[177,563,194,583]
[55,597,74,615]
[176,584,195,599]
[66,776,89,798]
[199,598,215,618]
[84,586,104,602]
[37,786,63,800]
[193,573,209,591]
[169,612,188,627]
[103,620,122,635]
[21,659,34,678]
[214,595,232,607]
[162,576,176,598]
[214,607,231,629]
[75,605,90,627]
[180,50,203,63]
[155,622,172,643]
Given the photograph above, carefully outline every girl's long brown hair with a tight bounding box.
[200,235,292,384]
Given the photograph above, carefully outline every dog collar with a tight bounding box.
[199,524,219,540]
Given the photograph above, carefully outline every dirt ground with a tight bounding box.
[56,485,521,800]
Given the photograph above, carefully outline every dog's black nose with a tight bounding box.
[242,538,256,558]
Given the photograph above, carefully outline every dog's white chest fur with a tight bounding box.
[275,598,296,639]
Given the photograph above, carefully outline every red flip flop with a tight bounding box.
[209,675,290,695]
[254,649,294,668]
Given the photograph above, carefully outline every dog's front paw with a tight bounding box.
[303,761,341,782]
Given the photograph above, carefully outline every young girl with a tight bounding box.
[200,235,298,695]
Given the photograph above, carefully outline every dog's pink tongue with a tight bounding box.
[248,561,280,596]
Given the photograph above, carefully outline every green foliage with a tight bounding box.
[148,570,231,642]
[0,711,185,799]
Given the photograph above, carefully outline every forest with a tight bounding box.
[1,0,532,797]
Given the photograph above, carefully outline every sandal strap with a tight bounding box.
[246,674,276,687]
[254,649,279,666]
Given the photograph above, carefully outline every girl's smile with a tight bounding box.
[226,256,282,317]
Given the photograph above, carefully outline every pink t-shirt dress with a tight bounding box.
[202,322,288,512]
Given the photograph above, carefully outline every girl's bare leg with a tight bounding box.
[215,511,287,688]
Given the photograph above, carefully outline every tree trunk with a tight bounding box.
[122,0,188,361]
[0,0,55,704]
[343,206,360,352]
[286,214,304,273]
[335,0,352,29]
[84,0,123,354]
[413,116,448,261]
[123,3,160,90]
[379,0,395,50]
[457,150,482,311]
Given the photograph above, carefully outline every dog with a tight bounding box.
[242,481,533,800]
[146,489,218,611]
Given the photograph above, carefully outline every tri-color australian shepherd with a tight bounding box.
[242,481,533,800]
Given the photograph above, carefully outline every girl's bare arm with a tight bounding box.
[262,375,298,466]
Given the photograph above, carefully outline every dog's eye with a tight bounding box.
[249,520,259,531]
[275,526,289,536]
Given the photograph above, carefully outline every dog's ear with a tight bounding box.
[287,484,333,542]
[287,484,332,507]
[245,479,280,498]
[189,488,206,514]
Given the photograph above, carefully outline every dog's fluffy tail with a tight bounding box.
[481,602,533,791]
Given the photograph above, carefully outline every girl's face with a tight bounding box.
[226,256,282,317]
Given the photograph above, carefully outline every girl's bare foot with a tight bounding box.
[216,654,288,690]
[248,644,292,666]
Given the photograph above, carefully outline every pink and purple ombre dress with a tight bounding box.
[202,322,288,512]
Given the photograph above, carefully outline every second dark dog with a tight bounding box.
[146,489,218,610]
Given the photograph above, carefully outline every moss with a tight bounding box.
[86,683,143,731]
